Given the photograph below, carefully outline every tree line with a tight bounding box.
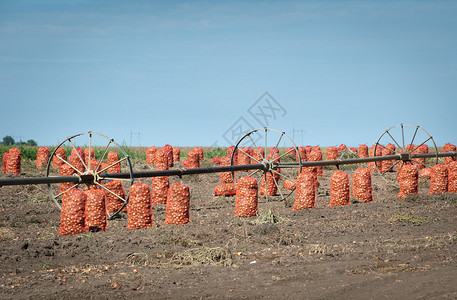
[2,135,38,146]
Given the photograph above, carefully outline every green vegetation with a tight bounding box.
[388,212,434,224]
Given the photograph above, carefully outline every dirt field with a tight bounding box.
[1,157,457,299]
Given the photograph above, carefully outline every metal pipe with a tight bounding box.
[0,175,81,187]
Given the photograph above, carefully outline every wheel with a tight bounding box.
[230,127,302,203]
[46,131,134,219]
[374,124,438,182]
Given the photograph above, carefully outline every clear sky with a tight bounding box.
[1,0,456,148]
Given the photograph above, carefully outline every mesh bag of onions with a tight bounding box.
[419,167,431,179]
[68,154,85,174]
[36,147,50,169]
[301,167,320,188]
[352,168,373,202]
[284,179,296,190]
[154,149,169,171]
[146,147,157,165]
[58,164,76,194]
[397,165,418,198]
[84,187,107,232]
[152,176,169,204]
[326,146,338,161]
[164,183,190,225]
[104,180,126,213]
[260,172,279,196]
[219,156,233,183]
[186,149,200,169]
[448,161,457,193]
[358,144,369,158]
[237,147,251,165]
[194,147,204,163]
[234,176,258,217]
[6,148,21,176]
[2,151,9,174]
[227,146,238,165]
[58,188,86,235]
[84,147,95,166]
[329,171,350,207]
[210,156,222,165]
[293,172,316,210]
[127,183,153,229]
[213,183,236,196]
[252,147,265,163]
[308,149,324,177]
[173,147,181,162]
[297,146,307,162]
[107,151,121,173]
[443,143,457,165]
[429,164,448,194]
[162,144,174,168]
[52,147,66,169]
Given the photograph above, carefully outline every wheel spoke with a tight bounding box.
[264,128,268,162]
[271,147,295,163]
[98,156,128,174]
[401,124,405,150]
[95,140,113,173]
[95,182,127,203]
[88,133,93,171]
[238,147,261,164]
[54,183,79,199]
[270,133,284,160]
[247,169,262,178]
[248,134,265,160]
[410,137,432,154]
[270,168,296,183]
[411,158,427,168]
[381,159,398,175]
[408,126,419,152]
[55,154,83,175]
[270,171,285,200]
[386,131,403,152]
[68,139,88,170]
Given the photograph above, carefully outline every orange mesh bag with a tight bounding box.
[71,147,85,162]
[152,176,169,204]
[6,148,21,176]
[127,183,153,229]
[308,149,324,177]
[182,159,188,167]
[304,146,312,157]
[312,146,321,152]
[237,147,251,165]
[397,165,418,198]
[58,188,86,235]
[301,167,320,188]
[293,172,316,210]
[297,146,307,162]
[194,147,204,163]
[36,147,50,169]
[358,144,368,158]
[173,147,180,162]
[329,171,350,207]
[443,143,457,165]
[213,183,236,196]
[53,147,66,169]
[286,147,296,156]
[84,147,95,166]
[414,144,428,169]
[429,164,448,194]
[104,180,126,213]
[326,146,338,161]
[367,145,378,172]
[164,183,190,225]
[284,179,296,190]
[338,144,347,152]
[419,167,431,179]
[227,146,238,165]
[260,172,278,196]
[107,151,121,173]
[146,147,157,165]
[162,144,174,168]
[210,156,222,165]
[68,154,85,174]
[380,147,394,173]
[88,159,102,172]
[84,187,107,232]
[186,149,200,169]
[252,147,265,163]
[2,151,9,174]
[219,156,233,183]
[58,164,76,194]
[234,176,258,217]
[154,149,169,171]
[448,161,457,193]
[352,168,373,202]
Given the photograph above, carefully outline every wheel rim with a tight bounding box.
[46,131,134,219]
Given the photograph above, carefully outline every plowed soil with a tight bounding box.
[1,158,457,299]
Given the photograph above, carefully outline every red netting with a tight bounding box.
[338,144,347,152]
[173,147,180,162]
[329,171,350,207]
[380,147,394,173]
[182,159,188,168]
[154,149,168,171]
[234,176,258,217]
[6,148,21,176]
[358,144,368,158]
[36,147,49,169]
[213,183,236,196]
[152,176,169,204]
[297,146,307,162]
[58,164,76,194]
[107,151,121,173]
[304,146,312,157]
[308,149,324,177]
[84,187,107,232]
[352,168,373,202]
[186,149,200,169]
[162,144,174,168]
[397,165,418,198]
[58,188,86,235]
[419,167,431,179]
[104,180,126,213]
[227,146,238,165]
[301,167,320,188]
[443,143,457,165]
[210,156,221,165]
[260,172,279,196]
[237,147,251,165]
[53,147,66,169]
[194,147,204,163]
[326,146,338,161]
[252,147,265,163]
[88,159,102,172]
[448,161,457,193]
[146,147,157,165]
[127,183,153,229]
[2,151,8,174]
[286,147,296,157]
[164,183,190,225]
[219,156,233,183]
[71,148,85,161]
[293,172,316,210]
[367,145,378,172]
[68,154,85,174]
[284,179,296,190]
[349,147,358,153]
[429,164,448,194]
[84,148,95,166]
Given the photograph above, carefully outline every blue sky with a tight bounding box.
[1,0,456,148]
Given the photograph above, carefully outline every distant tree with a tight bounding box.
[26,139,38,146]
[3,135,15,146]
